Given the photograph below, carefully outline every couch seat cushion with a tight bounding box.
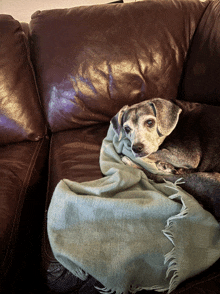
[0,137,49,286]
[46,124,109,208]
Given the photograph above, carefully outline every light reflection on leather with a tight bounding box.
[0,15,46,145]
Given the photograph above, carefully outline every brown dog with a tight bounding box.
[111,98,220,174]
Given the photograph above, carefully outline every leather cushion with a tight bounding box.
[29,0,209,133]
[0,15,46,145]
[0,137,49,284]
[46,124,108,206]
[180,0,220,105]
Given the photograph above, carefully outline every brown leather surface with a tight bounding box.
[0,15,46,145]
[29,0,209,133]
[180,0,220,105]
[46,124,108,202]
[0,137,49,283]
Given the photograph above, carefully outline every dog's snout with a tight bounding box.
[132,143,144,154]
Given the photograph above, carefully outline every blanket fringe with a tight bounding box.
[164,178,185,190]
[129,284,169,293]
[162,182,189,294]
[95,284,169,294]
[70,266,88,281]
[95,285,122,294]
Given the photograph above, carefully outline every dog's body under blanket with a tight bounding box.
[158,100,220,173]
[47,124,220,294]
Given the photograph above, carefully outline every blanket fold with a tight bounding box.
[48,124,220,294]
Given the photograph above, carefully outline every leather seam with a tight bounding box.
[42,133,54,261]
[2,138,46,274]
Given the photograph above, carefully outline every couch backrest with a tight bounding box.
[180,0,220,106]
[0,15,47,145]
[29,0,210,133]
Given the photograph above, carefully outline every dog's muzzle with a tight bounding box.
[132,143,144,154]
[132,143,148,157]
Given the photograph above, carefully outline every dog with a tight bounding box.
[111,98,220,174]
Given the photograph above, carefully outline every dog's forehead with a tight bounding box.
[123,103,154,124]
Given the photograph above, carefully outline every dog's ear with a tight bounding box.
[149,98,182,136]
[111,105,129,140]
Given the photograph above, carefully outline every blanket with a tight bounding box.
[47,124,220,294]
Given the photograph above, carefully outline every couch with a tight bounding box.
[1,0,220,293]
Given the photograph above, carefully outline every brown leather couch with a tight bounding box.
[0,14,49,293]
[1,0,220,293]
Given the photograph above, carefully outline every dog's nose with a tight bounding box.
[132,143,144,154]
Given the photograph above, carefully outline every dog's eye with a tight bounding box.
[145,119,155,128]
[124,126,131,134]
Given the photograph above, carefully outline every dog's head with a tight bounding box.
[111,98,182,157]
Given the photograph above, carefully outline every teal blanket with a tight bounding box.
[48,124,220,294]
